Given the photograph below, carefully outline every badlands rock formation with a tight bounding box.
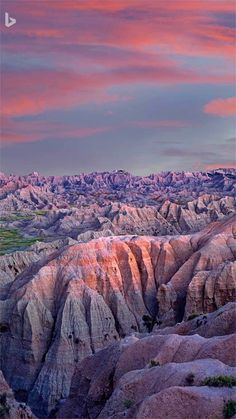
[0,237,77,286]
[154,302,236,338]
[157,214,236,324]
[0,215,235,417]
[2,195,235,245]
[0,369,34,419]
[57,320,236,419]
[0,170,235,212]
[0,170,235,244]
[0,170,235,418]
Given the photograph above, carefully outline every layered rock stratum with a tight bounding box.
[0,170,235,418]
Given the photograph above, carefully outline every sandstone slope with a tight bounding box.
[57,328,236,419]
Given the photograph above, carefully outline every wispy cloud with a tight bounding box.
[1,115,111,144]
[204,97,236,116]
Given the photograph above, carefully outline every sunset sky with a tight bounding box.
[1,0,236,175]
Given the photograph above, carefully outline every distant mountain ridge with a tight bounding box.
[0,169,235,213]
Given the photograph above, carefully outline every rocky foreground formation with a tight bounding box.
[56,309,236,419]
[0,215,235,417]
[0,369,34,418]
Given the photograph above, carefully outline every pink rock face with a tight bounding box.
[136,386,236,419]
[113,333,236,385]
[157,214,236,325]
[185,261,236,316]
[98,359,236,419]
[57,330,236,419]
[0,215,235,417]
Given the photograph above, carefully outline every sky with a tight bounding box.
[1,0,236,175]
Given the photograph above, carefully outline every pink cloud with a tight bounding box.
[3,0,235,60]
[1,116,111,144]
[1,0,235,146]
[2,65,234,121]
[204,97,236,116]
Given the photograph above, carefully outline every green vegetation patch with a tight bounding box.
[149,359,160,368]
[0,210,48,223]
[0,212,33,222]
[201,375,236,388]
[0,393,9,417]
[187,313,202,321]
[0,227,39,256]
[142,314,158,332]
[123,399,134,409]
[34,210,48,216]
[185,373,195,386]
[223,400,236,419]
